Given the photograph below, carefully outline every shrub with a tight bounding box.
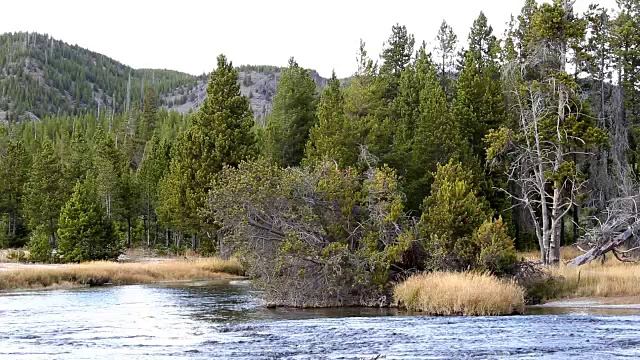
[208,160,416,307]
[473,217,518,276]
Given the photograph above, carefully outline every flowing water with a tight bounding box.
[2,280,640,359]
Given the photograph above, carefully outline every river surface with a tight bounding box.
[2,280,640,359]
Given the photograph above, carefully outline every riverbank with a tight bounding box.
[0,258,245,290]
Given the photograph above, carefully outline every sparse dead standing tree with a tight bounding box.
[495,0,597,265]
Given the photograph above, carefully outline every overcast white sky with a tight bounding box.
[1,0,618,78]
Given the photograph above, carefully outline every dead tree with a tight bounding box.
[569,191,640,267]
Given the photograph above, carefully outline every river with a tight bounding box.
[2,280,640,359]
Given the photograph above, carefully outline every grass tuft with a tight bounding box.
[0,258,244,290]
[394,272,525,316]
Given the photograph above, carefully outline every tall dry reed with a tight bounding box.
[394,272,525,316]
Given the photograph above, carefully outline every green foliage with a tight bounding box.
[264,58,318,167]
[23,140,65,244]
[0,140,31,247]
[305,72,358,167]
[394,49,468,211]
[473,217,518,276]
[57,176,121,263]
[158,54,256,237]
[27,226,52,263]
[419,160,491,271]
[209,160,415,306]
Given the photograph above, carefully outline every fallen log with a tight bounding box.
[568,228,634,267]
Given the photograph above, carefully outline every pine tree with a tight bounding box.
[419,160,491,271]
[23,140,65,247]
[434,20,458,98]
[118,168,141,248]
[453,51,507,160]
[138,135,171,246]
[94,129,124,219]
[0,140,31,246]
[64,129,92,193]
[305,71,358,167]
[159,54,256,243]
[380,24,415,102]
[396,48,468,211]
[57,176,120,262]
[264,57,317,167]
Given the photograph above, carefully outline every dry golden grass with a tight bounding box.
[551,261,640,298]
[518,246,584,262]
[0,258,244,291]
[394,272,525,316]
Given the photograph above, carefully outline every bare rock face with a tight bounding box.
[162,69,330,124]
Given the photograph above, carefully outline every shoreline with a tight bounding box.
[0,258,245,291]
[534,296,640,309]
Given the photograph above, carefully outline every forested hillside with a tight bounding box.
[0,32,330,123]
[0,32,197,121]
[2,0,640,307]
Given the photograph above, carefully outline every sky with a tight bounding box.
[1,0,618,78]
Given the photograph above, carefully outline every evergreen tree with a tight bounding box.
[0,140,31,246]
[64,129,92,193]
[159,54,256,242]
[118,168,141,248]
[138,135,171,246]
[23,140,65,246]
[380,24,415,102]
[94,129,124,218]
[419,160,491,271]
[395,48,468,211]
[434,20,458,98]
[305,71,358,167]
[57,176,121,262]
[264,57,317,167]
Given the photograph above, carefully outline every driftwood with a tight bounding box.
[568,227,634,267]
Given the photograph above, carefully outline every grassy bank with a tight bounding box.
[549,262,640,299]
[0,258,244,290]
[518,247,640,301]
[394,272,525,316]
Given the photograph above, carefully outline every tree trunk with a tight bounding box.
[191,233,196,251]
[127,218,131,248]
[49,217,56,248]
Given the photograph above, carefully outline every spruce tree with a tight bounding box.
[305,71,358,167]
[159,54,256,242]
[0,140,31,245]
[264,57,317,167]
[419,160,491,271]
[23,140,65,246]
[57,176,120,262]
[396,48,468,211]
[138,135,171,246]
[94,129,124,219]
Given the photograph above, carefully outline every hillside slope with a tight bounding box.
[162,65,330,124]
[0,32,196,122]
[0,32,332,123]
